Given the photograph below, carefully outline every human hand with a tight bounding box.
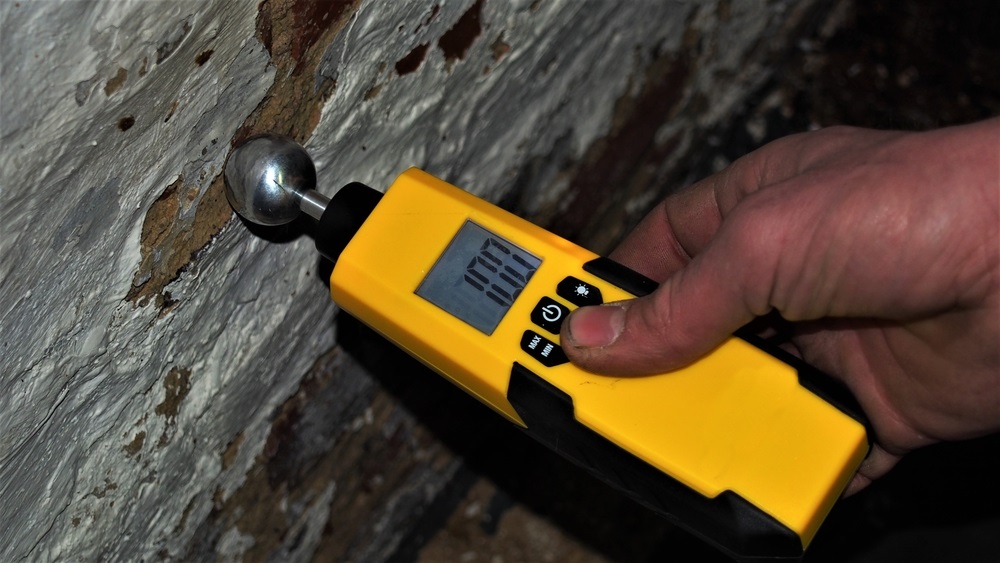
[561,119,999,494]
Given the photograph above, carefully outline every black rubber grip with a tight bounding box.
[583,257,659,297]
[508,362,804,561]
[315,182,383,262]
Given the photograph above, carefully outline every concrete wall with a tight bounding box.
[0,1,827,560]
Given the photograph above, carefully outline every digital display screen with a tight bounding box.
[416,221,542,335]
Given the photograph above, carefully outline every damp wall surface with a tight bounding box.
[0,1,828,560]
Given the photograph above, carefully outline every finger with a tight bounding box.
[842,443,902,496]
[610,133,808,282]
[609,182,722,281]
[567,129,868,375]
[564,205,778,374]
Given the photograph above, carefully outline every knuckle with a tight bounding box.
[629,289,693,364]
[720,201,786,316]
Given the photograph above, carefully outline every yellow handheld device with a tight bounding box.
[225,136,870,561]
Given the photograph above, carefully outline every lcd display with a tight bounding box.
[416,221,542,335]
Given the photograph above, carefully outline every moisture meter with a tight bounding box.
[224,135,870,562]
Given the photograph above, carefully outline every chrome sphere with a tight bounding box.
[223,134,317,226]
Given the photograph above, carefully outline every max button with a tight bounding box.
[530,296,570,334]
[520,330,568,367]
[557,276,602,307]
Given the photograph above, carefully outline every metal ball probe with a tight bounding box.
[223,134,330,226]
[223,134,382,261]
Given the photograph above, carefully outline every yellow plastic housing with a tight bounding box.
[329,168,869,547]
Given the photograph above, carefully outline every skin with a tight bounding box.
[561,118,1000,494]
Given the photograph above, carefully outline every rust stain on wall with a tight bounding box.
[126,170,233,309]
[91,479,119,499]
[363,82,384,101]
[163,100,179,123]
[153,366,192,449]
[127,175,231,314]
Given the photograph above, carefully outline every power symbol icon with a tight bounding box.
[532,297,570,333]
[541,304,563,323]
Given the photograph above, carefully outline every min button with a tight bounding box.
[520,330,568,367]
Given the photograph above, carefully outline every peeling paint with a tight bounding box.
[117,115,135,131]
[395,43,430,76]
[438,0,484,65]
[75,75,99,106]
[103,66,127,96]
[123,431,146,458]
[490,32,510,62]
[237,0,359,144]
[364,82,384,101]
[126,0,360,309]
[155,18,192,64]
[221,432,244,470]
[163,100,179,123]
[91,479,119,499]
[1,2,277,560]
[52,179,122,252]
[418,5,442,33]
[194,49,214,66]
[155,367,192,422]
[290,0,355,68]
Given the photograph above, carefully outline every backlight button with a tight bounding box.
[557,276,603,307]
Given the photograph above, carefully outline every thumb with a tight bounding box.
[562,225,771,375]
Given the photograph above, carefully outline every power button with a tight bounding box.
[530,296,570,334]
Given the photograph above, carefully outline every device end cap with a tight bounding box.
[315,182,383,262]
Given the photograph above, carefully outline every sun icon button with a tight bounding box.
[557,276,603,307]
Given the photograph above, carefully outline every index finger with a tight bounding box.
[609,132,818,281]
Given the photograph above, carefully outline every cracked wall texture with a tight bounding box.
[0,1,828,560]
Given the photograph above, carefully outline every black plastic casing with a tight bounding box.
[318,191,869,561]
[315,182,383,262]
